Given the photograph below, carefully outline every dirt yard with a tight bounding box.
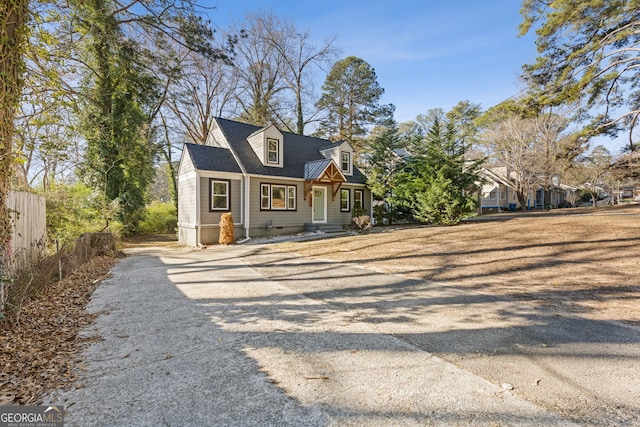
[272,205,640,327]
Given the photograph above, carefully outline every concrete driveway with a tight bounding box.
[49,243,639,426]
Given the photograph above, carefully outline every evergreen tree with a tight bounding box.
[394,120,482,224]
[315,56,394,151]
[520,0,640,151]
[362,125,407,224]
[76,1,158,233]
[66,0,223,233]
[364,125,404,200]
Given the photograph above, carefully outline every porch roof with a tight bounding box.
[304,159,346,182]
[303,159,346,202]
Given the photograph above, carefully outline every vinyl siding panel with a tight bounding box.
[177,171,197,226]
[327,185,370,224]
[246,180,369,237]
[249,179,309,234]
[249,178,331,237]
[197,176,243,245]
[247,132,265,164]
[177,169,197,245]
[207,121,230,148]
[179,152,195,174]
[178,226,197,246]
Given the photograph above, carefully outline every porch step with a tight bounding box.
[304,223,345,233]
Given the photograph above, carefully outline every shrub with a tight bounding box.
[138,202,177,234]
[46,183,118,248]
[351,215,372,233]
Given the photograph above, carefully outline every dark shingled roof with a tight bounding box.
[214,118,366,184]
[184,143,242,174]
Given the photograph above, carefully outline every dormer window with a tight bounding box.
[267,138,279,164]
[247,125,283,167]
[340,151,351,174]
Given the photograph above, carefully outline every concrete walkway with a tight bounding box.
[49,244,584,426]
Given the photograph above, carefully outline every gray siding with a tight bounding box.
[249,179,309,230]
[198,176,244,245]
[178,172,197,226]
[200,226,245,245]
[327,185,370,224]
[179,152,195,174]
[246,179,369,237]
[208,124,228,148]
[200,177,242,226]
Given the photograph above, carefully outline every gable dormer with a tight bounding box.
[319,141,353,176]
[247,124,284,168]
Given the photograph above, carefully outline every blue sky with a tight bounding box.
[204,0,539,124]
[202,1,628,153]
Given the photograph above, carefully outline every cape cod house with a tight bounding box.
[177,118,371,246]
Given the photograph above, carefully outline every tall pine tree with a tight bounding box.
[315,56,394,151]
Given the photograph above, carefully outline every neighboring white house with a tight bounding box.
[479,166,575,213]
[177,118,371,246]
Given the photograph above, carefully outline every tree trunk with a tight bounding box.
[517,191,527,212]
[0,1,29,254]
[295,89,304,135]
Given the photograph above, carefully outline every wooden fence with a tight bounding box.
[1,191,47,308]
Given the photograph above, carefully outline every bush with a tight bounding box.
[46,183,118,248]
[138,202,177,234]
[351,215,372,233]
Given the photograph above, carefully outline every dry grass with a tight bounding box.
[272,205,640,325]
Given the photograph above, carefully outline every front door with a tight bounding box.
[312,187,326,223]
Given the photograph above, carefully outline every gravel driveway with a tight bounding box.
[49,243,639,426]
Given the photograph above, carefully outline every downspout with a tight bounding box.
[243,175,251,240]
[195,173,201,246]
[369,190,374,224]
[222,135,250,240]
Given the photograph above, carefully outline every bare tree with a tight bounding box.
[531,111,571,198]
[15,100,80,189]
[483,115,549,210]
[231,13,287,127]
[256,14,338,134]
[231,12,338,133]
[568,146,613,207]
[167,51,240,145]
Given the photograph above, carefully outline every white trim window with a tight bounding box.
[210,179,230,211]
[260,183,297,211]
[261,184,270,209]
[267,138,279,164]
[340,151,351,174]
[354,189,364,210]
[271,185,287,210]
[340,188,350,212]
[287,186,296,210]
